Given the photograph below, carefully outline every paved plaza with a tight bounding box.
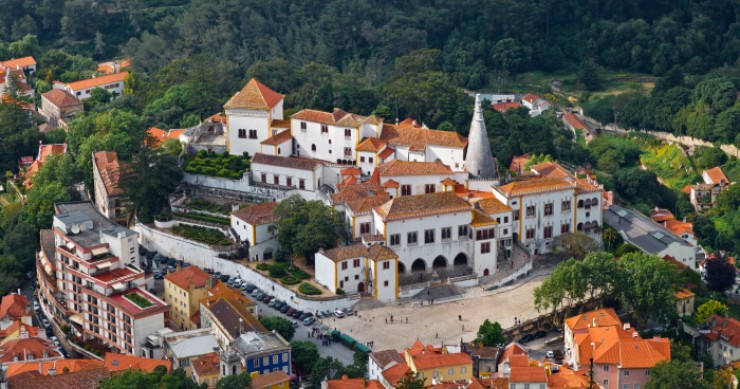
[324,275,546,351]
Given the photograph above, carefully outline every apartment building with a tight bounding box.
[164,266,211,331]
[40,202,169,356]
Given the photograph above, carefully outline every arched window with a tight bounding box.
[577,199,584,208]
[311,144,316,152]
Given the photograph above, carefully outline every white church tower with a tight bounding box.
[465,94,499,181]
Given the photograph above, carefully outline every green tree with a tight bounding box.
[620,252,677,324]
[602,226,622,252]
[290,340,320,372]
[396,371,425,389]
[216,372,251,389]
[308,357,348,389]
[99,366,205,389]
[695,300,727,324]
[90,87,112,105]
[21,182,71,228]
[551,233,599,260]
[122,148,183,223]
[693,147,727,169]
[260,316,295,341]
[669,340,693,362]
[476,319,506,347]
[703,256,736,293]
[3,222,40,274]
[274,196,346,262]
[577,62,603,91]
[644,360,706,389]
[161,138,183,156]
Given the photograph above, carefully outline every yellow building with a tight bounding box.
[675,288,696,317]
[251,371,291,389]
[164,266,211,330]
[190,352,220,388]
[376,340,473,387]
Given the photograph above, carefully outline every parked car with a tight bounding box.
[42,318,50,328]
[550,365,559,373]
[232,279,242,288]
[334,310,345,318]
[45,328,53,338]
[292,321,299,328]
[546,351,555,359]
[534,330,547,338]
[154,273,164,279]
[268,299,277,307]
[553,350,564,361]
[251,289,261,297]
[245,284,256,293]
[298,312,311,321]
[263,295,274,303]
[220,274,230,282]
[519,334,534,343]
[303,317,316,326]
[292,311,303,319]
[280,305,291,313]
[286,308,296,316]
[33,301,40,311]
[344,308,354,316]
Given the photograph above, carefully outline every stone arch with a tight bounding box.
[453,253,468,267]
[411,258,426,272]
[358,282,365,293]
[432,256,447,269]
[577,222,583,232]
[398,261,406,274]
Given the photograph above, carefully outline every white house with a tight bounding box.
[231,202,279,261]
[250,153,323,191]
[59,72,128,99]
[0,56,37,74]
[314,243,398,301]
[375,160,468,198]
[224,78,285,158]
[474,197,514,256]
[520,93,551,117]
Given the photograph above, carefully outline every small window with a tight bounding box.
[238,129,247,138]
[544,226,553,239]
[344,129,351,137]
[407,232,418,245]
[390,234,400,246]
[383,280,389,287]
[458,225,468,238]
[344,147,352,156]
[481,242,491,254]
[441,227,451,240]
[424,184,435,194]
[249,129,258,139]
[261,173,267,183]
[301,121,307,130]
[544,203,553,216]
[401,185,412,196]
[562,200,571,211]
[341,262,348,270]
[526,229,535,240]
[369,157,374,163]
[624,371,630,376]
[321,125,328,134]
[424,229,435,244]
[299,179,305,190]
[383,261,390,270]
[526,205,536,217]
[353,258,360,268]
[287,177,292,187]
[360,156,365,163]
[311,144,316,152]
[360,222,371,235]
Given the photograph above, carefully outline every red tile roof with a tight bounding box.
[224,78,284,110]
[0,320,37,339]
[379,123,467,151]
[6,359,103,378]
[0,294,28,320]
[377,160,452,177]
[649,208,675,223]
[0,57,36,69]
[565,308,621,332]
[164,266,210,291]
[509,154,531,171]
[563,113,586,130]
[498,342,528,364]
[325,376,384,389]
[260,130,293,146]
[509,366,547,383]
[104,352,171,372]
[496,177,575,197]
[252,153,320,171]
[93,151,125,196]
[190,352,220,377]
[381,361,410,385]
[232,202,279,225]
[252,370,292,389]
[374,192,472,221]
[321,243,371,262]
[292,108,372,127]
[411,351,472,370]
[146,127,185,147]
[41,89,82,109]
[521,94,539,105]
[66,72,128,92]
[378,147,395,160]
[37,143,67,163]
[356,138,386,152]
[705,314,740,347]
[704,166,729,185]
[8,367,110,389]
[674,288,695,299]
[476,198,512,214]
[492,101,522,112]
[0,337,61,363]
[471,210,498,227]
[529,162,572,179]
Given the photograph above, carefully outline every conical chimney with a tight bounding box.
[464,94,498,180]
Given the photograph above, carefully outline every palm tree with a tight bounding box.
[603,226,619,252]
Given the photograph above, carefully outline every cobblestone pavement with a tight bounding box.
[330,274,547,351]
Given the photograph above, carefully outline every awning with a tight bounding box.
[112,282,125,292]
[69,314,83,325]
[91,247,109,256]
[43,263,52,275]
[96,262,112,270]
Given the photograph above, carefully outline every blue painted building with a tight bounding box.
[231,331,292,375]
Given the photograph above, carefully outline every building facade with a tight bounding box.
[92,151,129,222]
[164,266,211,331]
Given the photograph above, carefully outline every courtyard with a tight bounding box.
[326,275,545,351]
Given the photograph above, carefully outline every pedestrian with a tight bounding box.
[406,317,408,324]
[462,325,465,331]
[435,332,438,338]
[514,316,517,325]
[385,318,388,324]
[458,314,462,321]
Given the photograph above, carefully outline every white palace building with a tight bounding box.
[218,79,604,301]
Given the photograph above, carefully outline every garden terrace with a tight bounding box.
[170,224,233,246]
[183,150,250,179]
[186,198,231,215]
[124,292,154,308]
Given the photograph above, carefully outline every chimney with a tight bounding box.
[590,341,595,351]
[632,332,638,339]
[48,368,56,375]
[592,318,598,327]
[623,323,630,331]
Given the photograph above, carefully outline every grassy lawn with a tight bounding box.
[639,142,701,189]
[170,224,233,246]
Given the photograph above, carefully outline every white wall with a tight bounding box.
[67,82,124,99]
[251,162,321,191]
[372,258,397,302]
[291,119,358,163]
[357,151,377,175]
[379,172,468,197]
[227,108,271,157]
[132,308,167,356]
[426,145,465,171]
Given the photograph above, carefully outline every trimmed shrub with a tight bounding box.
[256,263,270,271]
[298,283,322,295]
[281,276,300,285]
[268,264,287,278]
[291,269,310,280]
[336,288,346,295]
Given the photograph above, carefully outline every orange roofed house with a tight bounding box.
[231,202,280,261]
[564,308,670,389]
[23,142,67,188]
[39,89,83,128]
[147,127,186,148]
[368,340,473,388]
[164,266,211,331]
[58,71,128,100]
[92,151,130,222]
[701,314,740,367]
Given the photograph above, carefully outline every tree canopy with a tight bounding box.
[273,196,346,261]
[476,319,505,347]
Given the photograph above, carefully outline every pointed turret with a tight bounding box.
[465,94,498,179]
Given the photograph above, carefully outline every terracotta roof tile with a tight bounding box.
[492,101,522,112]
[340,167,362,176]
[674,288,695,299]
[37,143,67,162]
[104,353,171,372]
[664,219,694,237]
[509,154,531,172]
[66,72,128,92]
[41,89,82,109]
[382,179,399,189]
[379,123,467,151]
[476,198,512,214]
[509,366,547,383]
[321,243,370,262]
[8,367,110,389]
[200,295,265,338]
[496,177,575,197]
[411,352,472,370]
[0,294,27,320]
[224,78,283,110]
[260,130,293,146]
[164,266,210,291]
[370,349,405,369]
[252,153,320,171]
[563,113,587,130]
[356,138,385,152]
[348,194,391,215]
[704,166,729,185]
[375,192,471,221]
[368,244,397,261]
[377,160,452,177]
[232,202,279,225]
[146,127,184,148]
[471,210,498,227]
[0,321,38,339]
[381,361,410,385]
[252,370,291,389]
[6,359,102,378]
[0,57,36,69]
[530,162,572,179]
[271,119,291,128]
[521,93,539,104]
[93,151,126,196]
[0,337,61,363]
[292,108,368,127]
[564,308,620,332]
[190,352,220,377]
[378,147,395,160]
